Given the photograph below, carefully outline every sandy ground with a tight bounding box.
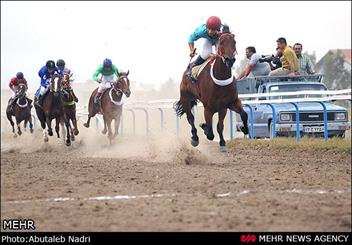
[1,121,351,232]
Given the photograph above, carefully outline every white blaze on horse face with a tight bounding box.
[53,77,59,92]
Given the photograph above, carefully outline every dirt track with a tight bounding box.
[1,128,351,232]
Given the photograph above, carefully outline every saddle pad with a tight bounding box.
[191,57,212,79]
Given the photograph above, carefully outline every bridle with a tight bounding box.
[217,33,237,67]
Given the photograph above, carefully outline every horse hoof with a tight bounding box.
[74,130,79,136]
[102,129,107,135]
[191,139,199,147]
[30,129,34,134]
[65,141,71,146]
[44,137,49,142]
[83,123,89,128]
[240,126,249,135]
[13,134,17,138]
[219,146,227,152]
[18,131,22,136]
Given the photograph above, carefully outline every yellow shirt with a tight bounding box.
[282,46,299,72]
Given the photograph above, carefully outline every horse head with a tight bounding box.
[113,70,131,98]
[49,75,63,97]
[17,83,26,98]
[218,33,237,68]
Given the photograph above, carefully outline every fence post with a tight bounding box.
[317,102,328,142]
[229,109,234,140]
[157,108,164,130]
[126,109,136,136]
[290,102,300,143]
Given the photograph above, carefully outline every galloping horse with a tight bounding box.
[60,73,79,141]
[174,32,249,150]
[83,71,131,144]
[6,83,34,137]
[34,75,71,146]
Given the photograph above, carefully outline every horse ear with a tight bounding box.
[126,70,129,76]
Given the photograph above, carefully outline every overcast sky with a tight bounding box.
[1,1,351,91]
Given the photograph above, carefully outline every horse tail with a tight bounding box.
[173,99,198,117]
[173,100,184,117]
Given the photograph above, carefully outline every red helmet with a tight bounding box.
[206,16,221,31]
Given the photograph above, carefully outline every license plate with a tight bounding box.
[304,126,325,133]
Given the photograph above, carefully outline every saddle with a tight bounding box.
[190,57,212,80]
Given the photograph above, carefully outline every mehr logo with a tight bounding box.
[1,219,36,230]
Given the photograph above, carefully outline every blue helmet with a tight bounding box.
[103,58,112,68]
[16,72,24,79]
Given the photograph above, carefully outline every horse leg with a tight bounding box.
[55,118,60,138]
[83,95,97,128]
[229,99,249,135]
[24,120,28,132]
[113,109,122,138]
[102,117,107,135]
[217,109,227,151]
[200,107,215,141]
[71,114,79,136]
[6,112,16,137]
[46,118,53,136]
[16,118,22,136]
[105,118,113,145]
[64,118,71,146]
[28,115,34,134]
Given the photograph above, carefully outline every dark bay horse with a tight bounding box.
[6,83,34,137]
[83,71,131,144]
[59,73,79,141]
[174,33,249,150]
[34,75,71,146]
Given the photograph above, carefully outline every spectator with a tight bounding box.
[269,37,298,77]
[293,43,315,75]
[237,46,271,79]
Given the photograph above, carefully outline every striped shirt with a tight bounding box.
[297,54,315,75]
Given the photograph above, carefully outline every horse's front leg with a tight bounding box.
[200,107,215,141]
[113,109,122,138]
[28,114,34,133]
[105,118,113,145]
[71,114,79,136]
[229,99,249,135]
[46,117,53,136]
[64,117,71,146]
[16,118,22,136]
[217,108,227,150]
[6,112,16,137]
[55,118,60,138]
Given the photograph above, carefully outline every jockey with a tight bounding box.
[92,58,120,104]
[8,72,32,112]
[56,59,78,102]
[35,60,63,107]
[187,16,223,82]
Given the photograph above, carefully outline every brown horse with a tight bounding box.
[83,71,131,144]
[6,83,34,137]
[174,33,249,150]
[34,75,71,146]
[59,73,79,141]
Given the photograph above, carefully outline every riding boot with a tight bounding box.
[36,95,44,108]
[95,93,102,104]
[187,56,206,84]
[71,90,79,103]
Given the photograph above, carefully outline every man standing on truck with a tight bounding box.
[237,46,271,79]
[269,37,298,77]
[293,43,315,75]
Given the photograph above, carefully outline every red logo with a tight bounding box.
[241,234,257,243]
